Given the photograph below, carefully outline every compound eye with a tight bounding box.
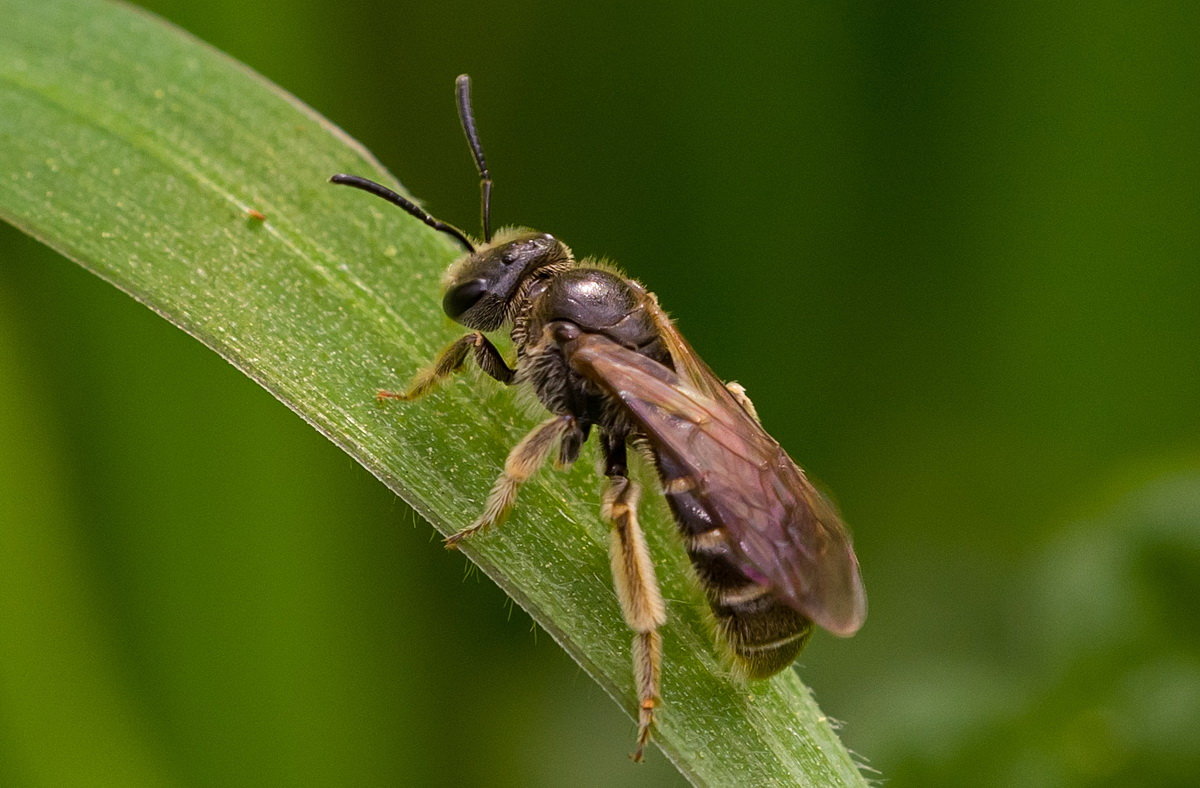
[442,278,487,319]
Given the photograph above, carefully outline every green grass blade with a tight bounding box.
[0,0,868,783]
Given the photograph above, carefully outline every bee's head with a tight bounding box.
[331,76,572,331]
[441,231,571,330]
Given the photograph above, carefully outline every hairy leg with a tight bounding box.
[601,434,666,761]
[444,414,576,548]
[378,332,514,401]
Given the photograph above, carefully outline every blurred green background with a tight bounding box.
[3,1,1199,786]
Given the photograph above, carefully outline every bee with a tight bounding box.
[331,75,866,761]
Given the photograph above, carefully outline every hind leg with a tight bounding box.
[724,381,760,423]
[601,434,666,761]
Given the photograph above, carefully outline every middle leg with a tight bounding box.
[444,414,576,549]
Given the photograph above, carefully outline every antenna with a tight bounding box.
[328,173,476,253]
[456,74,494,243]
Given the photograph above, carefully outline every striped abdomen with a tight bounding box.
[659,463,812,679]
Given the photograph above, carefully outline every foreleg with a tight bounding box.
[379,332,514,401]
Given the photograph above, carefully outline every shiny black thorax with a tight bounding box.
[517,266,671,434]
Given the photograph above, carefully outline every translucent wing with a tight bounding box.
[640,290,745,410]
[564,331,866,637]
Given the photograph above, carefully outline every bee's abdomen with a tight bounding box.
[686,528,812,678]
[660,468,811,678]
